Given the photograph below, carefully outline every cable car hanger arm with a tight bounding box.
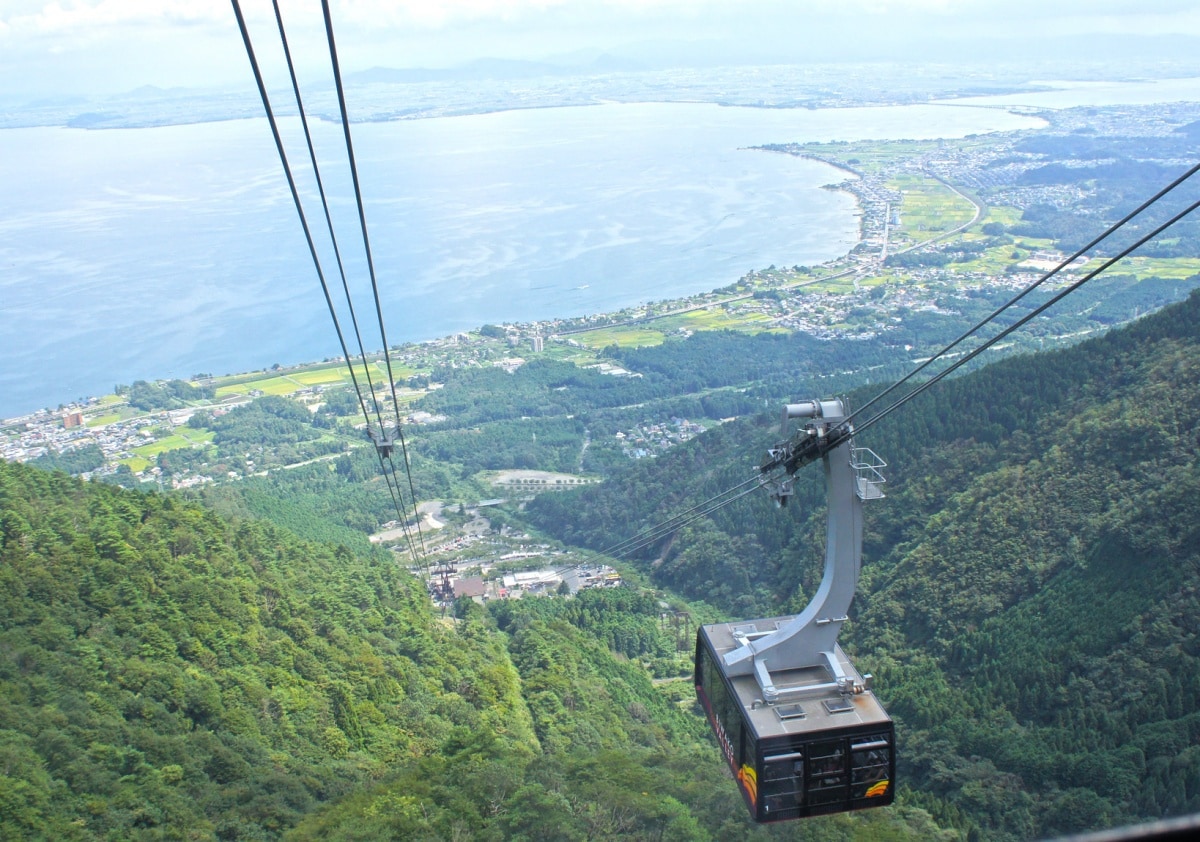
[722,399,884,700]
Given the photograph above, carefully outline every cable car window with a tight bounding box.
[806,740,847,805]
[762,750,804,816]
[763,753,801,796]
[851,734,892,799]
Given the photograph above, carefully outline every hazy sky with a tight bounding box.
[2,0,1200,98]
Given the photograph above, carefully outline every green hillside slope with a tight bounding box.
[858,305,1200,838]
[1,462,954,840]
[528,290,1200,839]
[8,291,1198,839]
[0,466,536,839]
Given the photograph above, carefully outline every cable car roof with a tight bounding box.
[701,622,891,741]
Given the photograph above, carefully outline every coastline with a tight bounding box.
[761,146,883,255]
[0,243,862,428]
[12,82,1163,418]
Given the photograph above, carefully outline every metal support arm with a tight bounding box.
[722,398,884,702]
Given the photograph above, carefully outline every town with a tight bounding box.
[5,100,1200,610]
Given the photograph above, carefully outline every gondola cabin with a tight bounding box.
[692,398,893,820]
[696,619,895,822]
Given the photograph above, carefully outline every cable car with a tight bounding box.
[696,631,894,821]
[695,399,894,821]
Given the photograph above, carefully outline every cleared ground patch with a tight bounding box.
[132,435,195,458]
[575,326,668,349]
[1119,257,1200,280]
[119,456,152,473]
[488,469,597,487]
[953,243,1055,276]
[215,375,301,398]
[802,277,860,295]
[177,426,215,444]
[888,174,977,246]
[210,359,407,399]
[671,307,774,331]
[129,427,213,459]
[289,367,354,386]
[982,205,1023,228]
[798,139,940,175]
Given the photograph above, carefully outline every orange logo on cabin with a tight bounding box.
[738,764,758,806]
[865,780,890,798]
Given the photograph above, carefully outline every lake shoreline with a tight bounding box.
[0,99,1049,417]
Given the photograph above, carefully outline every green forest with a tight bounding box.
[4,290,1199,839]
[528,290,1200,839]
[1007,130,1200,256]
[6,102,1200,839]
[0,458,953,841]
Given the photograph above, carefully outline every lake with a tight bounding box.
[0,99,1043,416]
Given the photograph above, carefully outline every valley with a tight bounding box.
[3,96,1200,840]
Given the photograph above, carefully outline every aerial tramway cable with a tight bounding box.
[845,159,1200,431]
[319,0,428,562]
[601,159,1200,562]
[269,0,385,429]
[849,191,1200,438]
[550,473,771,573]
[266,0,423,567]
[238,0,1200,578]
[687,161,1200,826]
[231,0,426,565]
[597,474,769,560]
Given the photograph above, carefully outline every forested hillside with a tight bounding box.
[0,459,954,840]
[528,290,1200,839]
[0,463,538,838]
[7,295,1198,840]
[6,288,1200,839]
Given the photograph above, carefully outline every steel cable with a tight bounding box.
[232,0,425,563]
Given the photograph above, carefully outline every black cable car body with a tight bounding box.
[695,633,894,821]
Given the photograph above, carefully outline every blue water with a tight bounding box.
[0,101,1042,416]
[945,76,1200,109]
